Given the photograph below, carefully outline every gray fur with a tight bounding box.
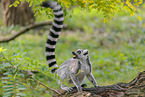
[56,49,98,92]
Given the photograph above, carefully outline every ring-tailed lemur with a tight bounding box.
[57,49,98,92]
[41,1,98,92]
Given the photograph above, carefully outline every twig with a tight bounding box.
[1,54,61,95]
[33,78,61,95]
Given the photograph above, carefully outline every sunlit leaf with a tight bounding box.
[138,0,143,4]
[138,16,142,21]
[0,47,7,52]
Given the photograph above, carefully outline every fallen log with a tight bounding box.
[53,71,145,97]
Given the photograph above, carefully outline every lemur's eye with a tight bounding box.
[77,51,81,54]
[83,52,88,55]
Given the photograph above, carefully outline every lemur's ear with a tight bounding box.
[83,49,89,55]
[85,49,89,53]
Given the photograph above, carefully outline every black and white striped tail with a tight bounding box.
[41,1,64,73]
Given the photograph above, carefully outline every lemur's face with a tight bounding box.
[72,49,89,59]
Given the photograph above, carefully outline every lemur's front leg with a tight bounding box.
[86,73,98,87]
[70,75,82,92]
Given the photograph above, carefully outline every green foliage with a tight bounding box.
[0,49,26,96]
[11,0,143,22]
[2,71,26,97]
[0,48,58,96]
[64,5,145,34]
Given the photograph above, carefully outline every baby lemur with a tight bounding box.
[41,1,98,92]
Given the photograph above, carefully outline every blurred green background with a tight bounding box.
[0,2,145,97]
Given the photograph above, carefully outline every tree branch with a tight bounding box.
[0,21,68,43]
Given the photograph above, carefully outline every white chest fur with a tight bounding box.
[77,60,91,83]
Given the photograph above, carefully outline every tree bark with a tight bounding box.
[1,0,34,26]
[53,71,145,97]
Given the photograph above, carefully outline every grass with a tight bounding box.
[0,6,145,96]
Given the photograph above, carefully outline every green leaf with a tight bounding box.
[3,72,13,76]
[18,88,26,90]
[3,90,14,95]
[3,87,14,91]
[3,94,12,97]
[2,77,10,80]
[2,81,13,84]
[17,73,25,77]
[0,63,11,68]
[16,93,26,96]
[3,85,14,88]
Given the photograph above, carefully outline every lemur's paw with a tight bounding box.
[66,87,73,92]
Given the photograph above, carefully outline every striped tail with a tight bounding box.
[41,1,64,73]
